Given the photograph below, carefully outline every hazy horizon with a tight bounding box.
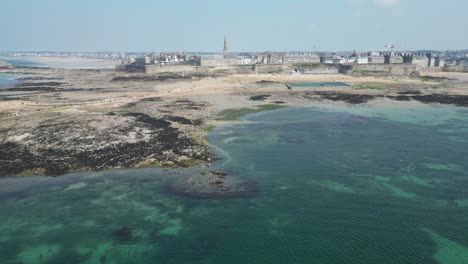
[1,0,468,52]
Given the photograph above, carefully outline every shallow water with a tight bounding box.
[1,57,117,69]
[0,74,20,89]
[1,103,468,263]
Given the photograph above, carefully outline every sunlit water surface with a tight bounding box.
[1,103,468,264]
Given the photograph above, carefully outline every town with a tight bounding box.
[112,36,468,75]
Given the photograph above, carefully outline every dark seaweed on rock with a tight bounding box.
[401,94,468,107]
[164,115,193,125]
[0,142,37,175]
[6,87,68,92]
[397,91,422,95]
[111,72,212,82]
[0,113,215,176]
[167,178,259,199]
[14,82,65,87]
[256,80,277,84]
[122,113,171,128]
[386,94,468,106]
[112,227,133,241]
[0,97,31,101]
[249,94,271,101]
[140,97,162,102]
[17,76,64,81]
[387,95,412,101]
[315,91,377,104]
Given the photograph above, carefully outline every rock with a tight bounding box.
[112,227,133,241]
[167,173,258,199]
[209,170,228,177]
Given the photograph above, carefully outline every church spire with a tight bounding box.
[223,34,228,58]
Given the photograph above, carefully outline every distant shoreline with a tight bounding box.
[0,55,120,69]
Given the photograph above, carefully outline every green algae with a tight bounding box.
[448,136,468,143]
[453,199,468,207]
[31,223,64,237]
[374,175,391,182]
[159,218,183,236]
[381,182,417,199]
[64,182,88,191]
[18,244,62,264]
[424,228,468,264]
[307,180,355,193]
[399,174,434,187]
[216,104,287,121]
[421,163,464,172]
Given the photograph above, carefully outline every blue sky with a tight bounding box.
[1,0,467,52]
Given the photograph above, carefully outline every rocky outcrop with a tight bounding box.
[0,111,215,176]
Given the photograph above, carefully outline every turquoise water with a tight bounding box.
[1,103,468,263]
[288,82,350,87]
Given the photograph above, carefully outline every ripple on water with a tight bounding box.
[423,228,468,264]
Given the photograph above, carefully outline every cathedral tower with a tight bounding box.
[223,34,228,58]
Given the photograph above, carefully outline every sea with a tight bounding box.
[1,102,468,263]
[0,57,117,89]
[0,56,118,70]
[0,74,20,89]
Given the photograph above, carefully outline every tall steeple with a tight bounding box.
[223,34,228,58]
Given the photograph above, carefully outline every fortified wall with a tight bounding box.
[443,65,468,73]
[116,63,340,75]
[116,63,289,74]
[343,64,419,77]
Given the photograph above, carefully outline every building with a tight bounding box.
[200,55,229,67]
[282,52,320,64]
[256,52,284,64]
[369,55,385,64]
[236,53,255,65]
[412,53,445,67]
[357,56,369,64]
[223,35,228,58]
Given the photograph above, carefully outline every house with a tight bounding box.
[200,55,229,67]
[282,52,320,64]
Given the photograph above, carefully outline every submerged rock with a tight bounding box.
[112,227,133,241]
[168,172,258,198]
[209,170,228,177]
[279,135,305,144]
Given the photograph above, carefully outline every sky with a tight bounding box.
[1,0,467,52]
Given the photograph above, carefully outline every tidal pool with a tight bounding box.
[1,103,468,263]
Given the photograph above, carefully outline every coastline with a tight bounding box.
[1,64,468,177]
[0,55,119,69]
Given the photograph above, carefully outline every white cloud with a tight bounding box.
[346,0,404,17]
[307,24,321,33]
[375,0,400,8]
